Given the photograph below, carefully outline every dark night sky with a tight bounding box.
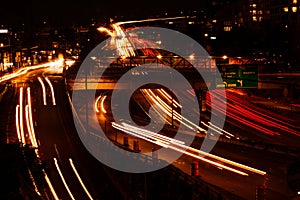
[0,0,204,26]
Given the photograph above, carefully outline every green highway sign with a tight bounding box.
[216,64,258,88]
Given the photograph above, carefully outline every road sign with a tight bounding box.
[216,64,258,88]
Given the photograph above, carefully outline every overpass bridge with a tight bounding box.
[66,55,299,95]
[68,55,217,91]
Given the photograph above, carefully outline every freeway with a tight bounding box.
[0,64,127,199]
[86,86,299,199]
[1,19,299,200]
[1,61,239,200]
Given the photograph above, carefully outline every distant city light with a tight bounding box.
[189,54,195,60]
[210,36,217,40]
[222,55,228,60]
[0,29,8,34]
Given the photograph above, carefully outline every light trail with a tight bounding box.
[115,16,188,26]
[112,123,170,148]
[94,95,107,114]
[100,95,107,114]
[225,90,300,135]
[38,77,47,106]
[157,89,182,108]
[112,122,268,176]
[45,77,56,106]
[0,59,64,84]
[208,122,235,137]
[25,105,34,146]
[141,89,206,132]
[15,105,21,142]
[69,158,94,200]
[43,169,60,200]
[122,122,185,145]
[94,95,102,113]
[208,90,288,136]
[28,169,42,197]
[54,158,75,200]
[98,23,136,58]
[27,87,38,147]
[123,122,266,175]
[19,87,25,145]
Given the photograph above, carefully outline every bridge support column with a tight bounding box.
[196,89,207,112]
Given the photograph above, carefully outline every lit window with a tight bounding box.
[224,26,232,31]
[252,4,256,8]
[253,10,257,15]
[188,21,195,25]
[212,19,217,23]
[252,16,257,21]
[258,16,263,22]
[283,7,289,12]
[258,10,263,15]
[293,0,297,4]
[292,6,297,12]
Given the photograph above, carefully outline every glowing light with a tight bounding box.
[28,169,42,197]
[45,77,56,106]
[97,27,114,37]
[94,95,102,113]
[69,159,94,200]
[189,54,195,60]
[54,158,75,200]
[0,59,62,84]
[43,170,59,200]
[141,89,206,132]
[0,29,8,33]
[15,105,21,142]
[38,77,47,106]
[112,122,266,176]
[65,60,76,67]
[27,87,38,148]
[19,87,25,145]
[100,95,107,114]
